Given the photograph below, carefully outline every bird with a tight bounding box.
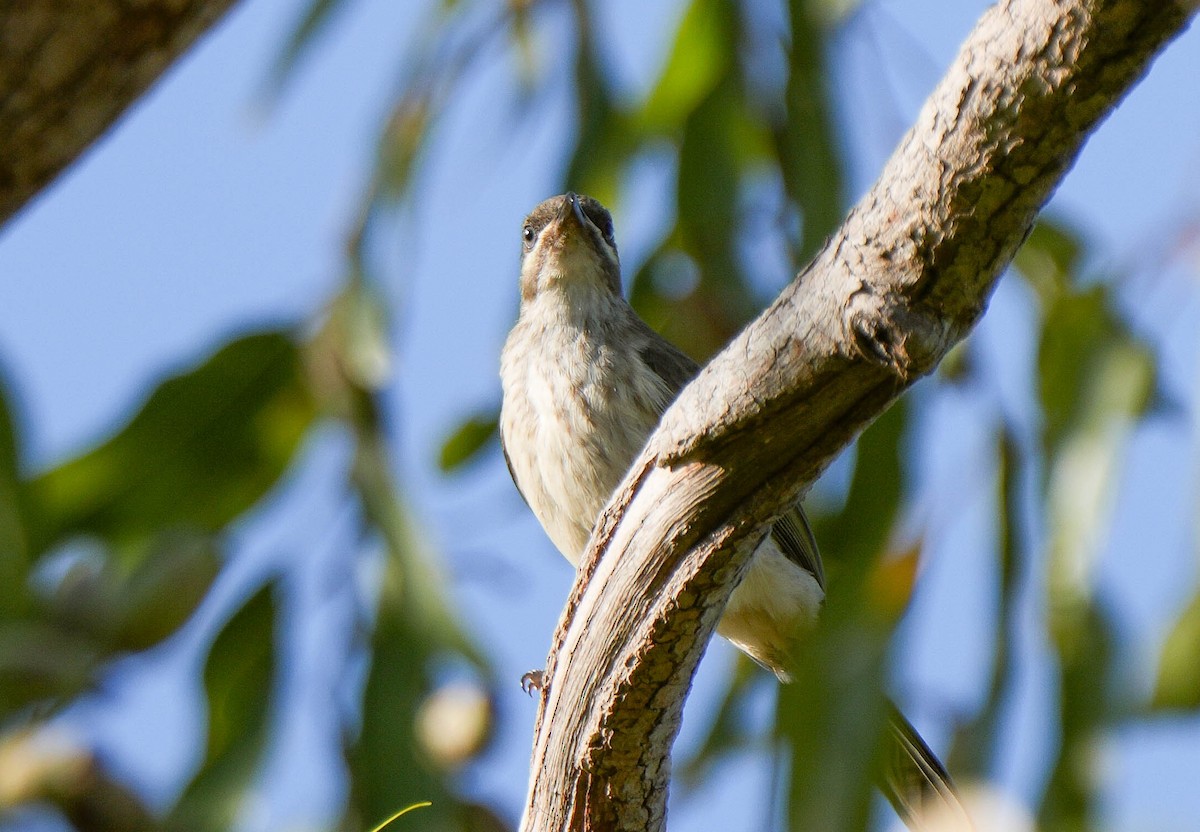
[499,192,966,828]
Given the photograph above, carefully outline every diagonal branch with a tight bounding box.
[0,0,239,228]
[520,1,1195,830]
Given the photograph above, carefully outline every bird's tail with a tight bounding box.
[878,703,973,831]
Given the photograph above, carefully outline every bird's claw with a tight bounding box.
[521,670,545,695]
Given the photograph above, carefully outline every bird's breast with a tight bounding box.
[500,312,668,564]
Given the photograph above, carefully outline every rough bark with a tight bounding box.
[520,1,1195,830]
[0,0,239,228]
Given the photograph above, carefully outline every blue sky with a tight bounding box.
[1,1,1199,830]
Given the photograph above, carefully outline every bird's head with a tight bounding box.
[518,193,621,303]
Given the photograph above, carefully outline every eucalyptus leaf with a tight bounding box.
[1014,218,1084,302]
[345,543,495,832]
[0,366,29,620]
[106,532,222,652]
[41,533,220,654]
[779,591,891,832]
[1151,590,1200,710]
[563,5,628,205]
[676,75,761,348]
[0,619,101,713]
[1038,287,1110,452]
[805,0,867,23]
[28,331,316,557]
[1045,338,1155,607]
[1040,600,1116,830]
[266,0,350,98]
[169,582,279,832]
[950,430,1025,776]
[777,0,844,262]
[637,0,731,136]
[814,398,907,570]
[781,400,909,829]
[438,412,499,472]
[378,92,434,202]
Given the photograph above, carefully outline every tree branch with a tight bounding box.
[520,1,1195,829]
[0,0,239,228]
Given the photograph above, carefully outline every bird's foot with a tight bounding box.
[521,670,545,695]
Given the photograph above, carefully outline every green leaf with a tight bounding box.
[1035,332,1148,828]
[438,412,499,472]
[673,75,763,349]
[346,553,452,831]
[805,0,867,22]
[1038,288,1110,453]
[777,0,844,262]
[377,93,434,202]
[169,582,278,832]
[0,364,20,515]
[329,277,494,831]
[1044,337,1155,610]
[507,1,538,88]
[0,619,101,713]
[1014,218,1085,303]
[43,532,220,655]
[104,533,222,652]
[202,585,276,766]
[28,331,316,557]
[0,535,217,711]
[345,542,490,832]
[814,397,907,570]
[637,0,731,136]
[0,365,30,620]
[779,588,891,832]
[950,429,1025,775]
[1152,590,1200,710]
[1040,600,1116,830]
[779,400,910,830]
[343,423,494,831]
[1038,324,1145,828]
[265,0,350,99]
[677,75,739,253]
[563,5,630,205]
[1037,287,1155,456]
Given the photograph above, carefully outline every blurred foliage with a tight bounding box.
[1153,590,1200,710]
[0,333,312,720]
[779,401,908,832]
[948,429,1024,776]
[0,279,496,831]
[312,279,494,831]
[168,583,279,832]
[0,0,1195,831]
[438,412,499,473]
[0,333,314,828]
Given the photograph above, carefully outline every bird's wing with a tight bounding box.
[637,328,825,589]
[636,330,701,395]
[499,431,529,508]
[771,506,825,590]
[879,704,971,829]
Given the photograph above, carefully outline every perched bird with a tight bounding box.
[499,192,964,827]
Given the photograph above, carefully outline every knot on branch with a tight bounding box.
[845,284,951,382]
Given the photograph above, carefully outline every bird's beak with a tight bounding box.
[570,193,587,228]
[560,192,587,230]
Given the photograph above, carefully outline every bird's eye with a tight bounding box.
[522,225,535,245]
